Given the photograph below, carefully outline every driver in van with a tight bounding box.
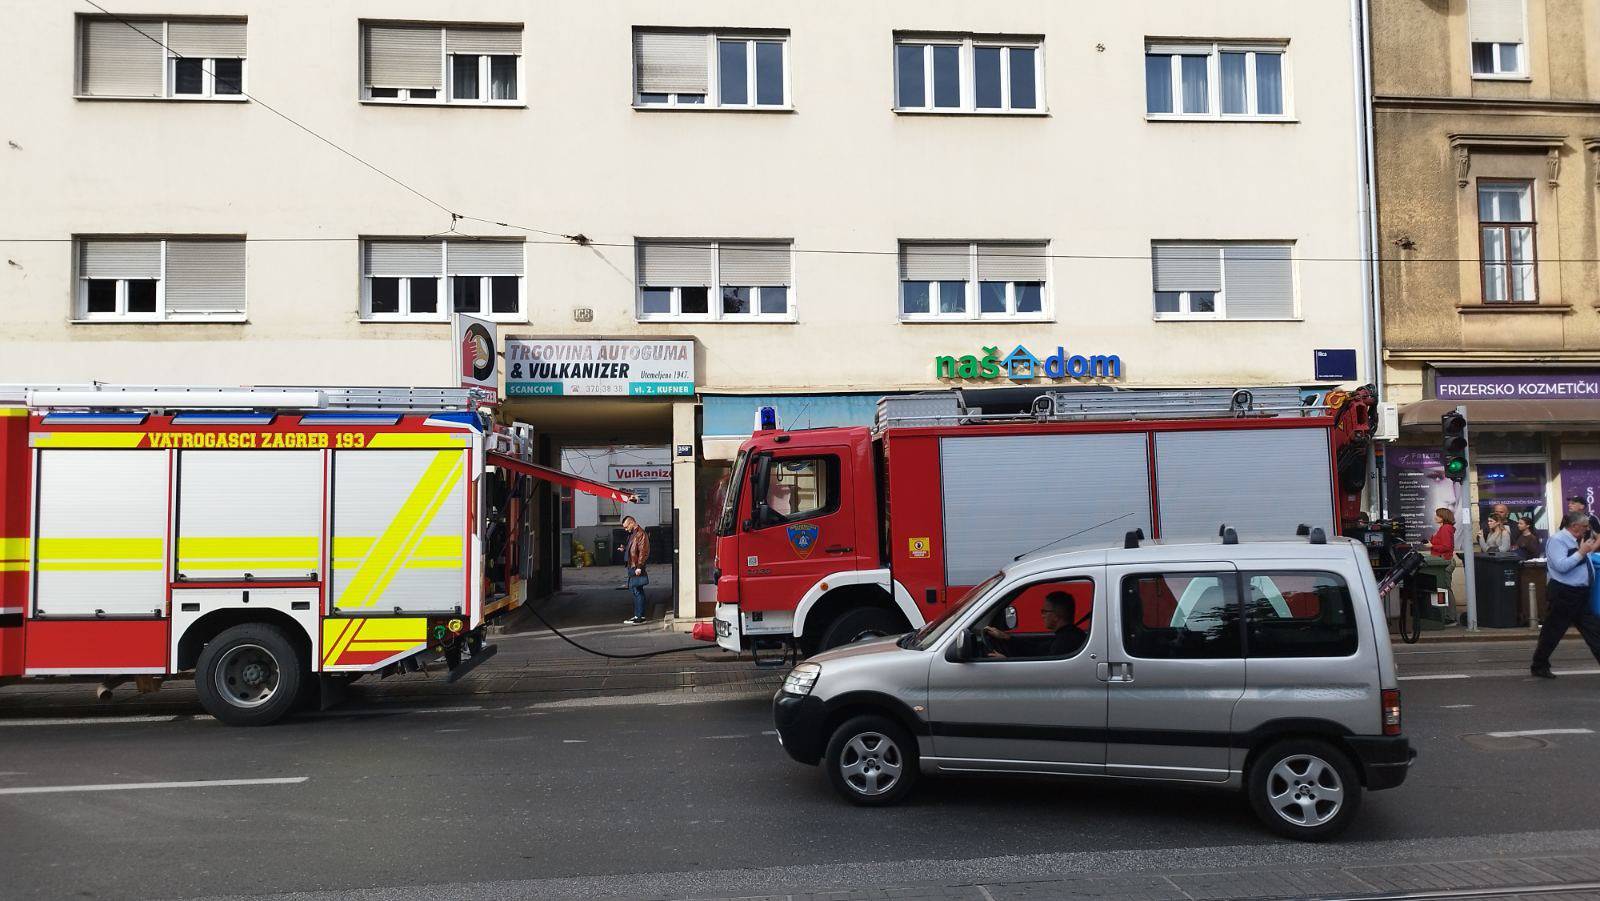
[983,591,1087,658]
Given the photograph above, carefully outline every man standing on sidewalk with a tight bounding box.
[1531,510,1600,678]
[621,515,651,625]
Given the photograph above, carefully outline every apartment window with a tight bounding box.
[1469,0,1527,77]
[633,30,789,108]
[78,17,247,100]
[76,238,245,321]
[1151,242,1295,320]
[362,239,525,321]
[1478,181,1537,303]
[636,240,793,321]
[894,35,1042,112]
[1145,43,1286,118]
[361,22,522,103]
[899,242,1047,321]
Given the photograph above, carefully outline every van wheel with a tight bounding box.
[818,608,902,652]
[195,623,304,726]
[824,715,917,806]
[1247,739,1362,841]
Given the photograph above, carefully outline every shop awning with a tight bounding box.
[486,452,639,503]
[1399,399,1600,432]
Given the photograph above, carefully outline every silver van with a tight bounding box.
[772,537,1413,840]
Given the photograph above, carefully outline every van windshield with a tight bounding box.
[714,449,750,536]
[901,572,1003,651]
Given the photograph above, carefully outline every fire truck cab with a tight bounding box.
[0,385,631,724]
[710,387,1374,660]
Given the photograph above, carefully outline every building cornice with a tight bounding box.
[1386,349,1600,362]
[1376,94,1600,115]
[1448,132,1566,187]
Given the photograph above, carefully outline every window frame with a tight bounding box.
[634,240,796,323]
[1144,41,1291,121]
[360,240,526,323]
[747,453,841,529]
[359,24,523,106]
[74,237,249,323]
[893,34,1045,114]
[167,55,247,101]
[1119,570,1244,661]
[633,30,790,110]
[1471,40,1527,78]
[964,576,1097,663]
[1150,241,1298,322]
[1477,178,1539,304]
[898,241,1051,323]
[75,17,250,102]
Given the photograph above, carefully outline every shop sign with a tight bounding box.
[1436,371,1600,400]
[504,339,695,397]
[609,464,671,482]
[452,313,498,401]
[1561,459,1600,514]
[1383,448,1457,543]
[934,343,1123,383]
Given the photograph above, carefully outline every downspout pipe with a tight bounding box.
[1351,0,1387,518]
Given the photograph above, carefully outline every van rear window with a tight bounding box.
[1243,572,1358,658]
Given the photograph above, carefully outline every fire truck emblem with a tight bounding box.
[786,524,819,558]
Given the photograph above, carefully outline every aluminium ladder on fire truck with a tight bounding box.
[0,384,633,725]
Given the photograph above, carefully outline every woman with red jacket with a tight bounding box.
[1429,507,1457,558]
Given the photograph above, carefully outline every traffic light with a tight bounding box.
[1440,410,1468,483]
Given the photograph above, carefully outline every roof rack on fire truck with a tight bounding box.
[1,384,482,414]
[876,386,1327,429]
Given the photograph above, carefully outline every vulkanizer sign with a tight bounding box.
[504,338,695,397]
[934,344,1123,383]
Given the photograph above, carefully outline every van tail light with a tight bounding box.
[1381,688,1402,736]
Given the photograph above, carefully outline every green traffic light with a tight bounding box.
[1445,458,1467,476]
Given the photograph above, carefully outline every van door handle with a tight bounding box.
[825,545,853,554]
[1096,662,1134,683]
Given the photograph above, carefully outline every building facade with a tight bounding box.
[1372,0,1600,550]
[1,1,1376,617]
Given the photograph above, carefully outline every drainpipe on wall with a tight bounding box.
[1351,0,1388,517]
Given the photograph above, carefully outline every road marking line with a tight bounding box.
[1486,729,1595,738]
[0,715,179,727]
[1442,704,1475,709]
[702,734,748,740]
[0,776,308,796]
[1398,674,1471,681]
[304,705,482,718]
[562,739,587,743]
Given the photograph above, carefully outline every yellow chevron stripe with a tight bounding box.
[321,618,355,667]
[0,561,29,572]
[31,432,146,448]
[344,617,426,641]
[333,535,461,560]
[366,434,469,449]
[345,641,423,652]
[38,561,164,572]
[178,560,319,572]
[325,618,363,666]
[1,538,27,558]
[338,451,461,609]
[179,537,319,558]
[0,407,26,417]
[37,537,163,560]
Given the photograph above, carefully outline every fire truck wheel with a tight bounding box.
[824,714,918,806]
[817,608,903,653]
[195,623,304,726]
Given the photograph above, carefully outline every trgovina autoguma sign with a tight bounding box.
[1435,372,1600,399]
[504,339,696,397]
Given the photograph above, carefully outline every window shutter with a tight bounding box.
[164,240,246,315]
[976,242,1047,282]
[1222,245,1294,319]
[445,241,525,275]
[445,26,522,55]
[1151,244,1222,293]
[634,30,709,94]
[1469,0,1526,43]
[364,240,443,276]
[637,241,714,286]
[900,243,972,281]
[364,24,444,89]
[79,239,161,279]
[166,20,247,58]
[80,18,165,97]
[717,243,791,286]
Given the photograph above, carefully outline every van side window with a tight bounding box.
[1243,571,1358,658]
[978,578,1093,661]
[752,455,839,526]
[1120,572,1241,659]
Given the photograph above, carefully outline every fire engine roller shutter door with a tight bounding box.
[34,450,168,617]
[332,449,467,614]
[1153,428,1334,542]
[177,451,321,581]
[941,434,1153,587]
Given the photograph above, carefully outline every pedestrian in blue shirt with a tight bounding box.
[1531,510,1600,679]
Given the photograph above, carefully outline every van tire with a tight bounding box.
[195,623,304,727]
[1247,738,1363,841]
[818,607,902,652]
[824,714,918,806]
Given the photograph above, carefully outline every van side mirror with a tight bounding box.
[1003,604,1018,631]
[945,630,973,663]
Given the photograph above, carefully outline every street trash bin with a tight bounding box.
[1474,555,1521,628]
[1416,557,1456,624]
[594,538,609,563]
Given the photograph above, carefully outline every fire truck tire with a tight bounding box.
[817,607,903,652]
[195,623,305,726]
[824,714,918,806]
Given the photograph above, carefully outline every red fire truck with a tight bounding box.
[706,387,1375,660]
[0,385,631,724]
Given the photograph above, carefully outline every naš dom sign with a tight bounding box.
[935,344,1123,383]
